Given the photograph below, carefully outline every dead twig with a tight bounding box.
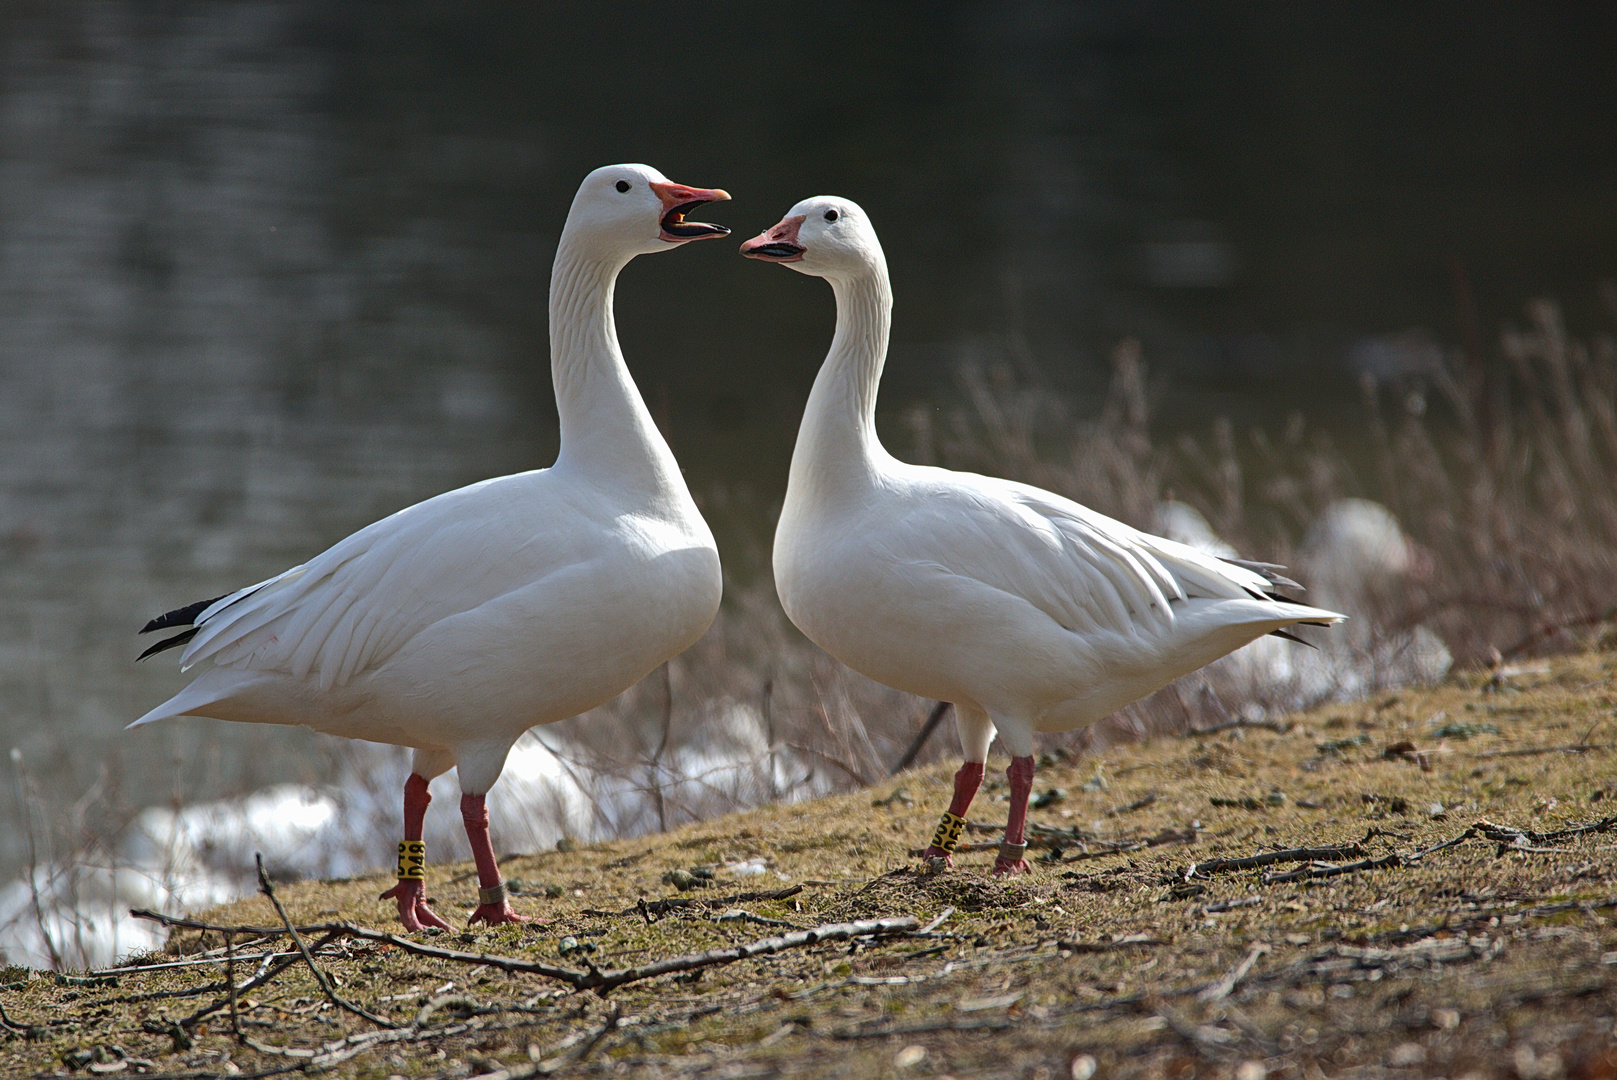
[711,908,804,930]
[1199,942,1270,1001]
[133,908,918,997]
[1058,933,1165,953]
[0,998,32,1038]
[1106,793,1158,816]
[890,700,952,775]
[1476,814,1617,845]
[1201,896,1262,914]
[1263,852,1404,884]
[1186,844,1364,878]
[1471,743,1609,759]
[1151,1003,1228,1060]
[177,930,345,1031]
[916,906,956,935]
[918,822,1194,860]
[572,1001,623,1064]
[828,1017,1013,1040]
[580,916,919,995]
[1211,815,1617,889]
[92,937,282,976]
[245,1020,476,1071]
[223,931,242,1041]
[1191,718,1291,736]
[256,855,398,1029]
[611,884,804,922]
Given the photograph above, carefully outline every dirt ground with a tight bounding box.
[4,651,1616,1079]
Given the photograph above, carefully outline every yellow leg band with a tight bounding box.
[397,840,426,881]
[930,811,967,854]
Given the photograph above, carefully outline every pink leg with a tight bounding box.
[463,794,526,926]
[993,755,1036,876]
[378,774,451,931]
[921,761,985,866]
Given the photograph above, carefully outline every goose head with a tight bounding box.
[740,197,884,280]
[564,164,731,258]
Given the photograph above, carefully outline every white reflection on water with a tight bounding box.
[0,2,545,890]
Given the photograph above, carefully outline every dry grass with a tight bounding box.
[3,649,1615,1078]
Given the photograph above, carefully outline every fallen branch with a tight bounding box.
[93,937,281,976]
[1186,844,1364,878]
[915,822,1195,860]
[256,855,397,1030]
[578,916,919,994]
[179,930,346,1032]
[1175,813,1617,892]
[1263,852,1404,884]
[1472,815,1617,850]
[133,909,918,996]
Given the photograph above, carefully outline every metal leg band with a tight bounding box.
[396,840,426,881]
[998,841,1028,864]
[478,883,508,907]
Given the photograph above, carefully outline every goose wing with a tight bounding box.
[894,471,1302,639]
[158,472,588,689]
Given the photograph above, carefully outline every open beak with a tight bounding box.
[740,215,807,262]
[649,181,731,243]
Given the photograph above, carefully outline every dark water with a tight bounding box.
[2,1,1614,879]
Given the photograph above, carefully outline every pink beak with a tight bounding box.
[740,215,807,262]
[648,181,732,243]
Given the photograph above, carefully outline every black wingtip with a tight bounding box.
[140,594,229,635]
[1268,627,1319,649]
[1221,557,1303,592]
[137,627,201,662]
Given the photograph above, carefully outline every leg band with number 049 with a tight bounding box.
[396,840,426,880]
[930,811,967,854]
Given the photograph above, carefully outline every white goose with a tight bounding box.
[741,199,1345,876]
[132,165,729,928]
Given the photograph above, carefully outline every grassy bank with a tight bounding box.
[3,650,1615,1078]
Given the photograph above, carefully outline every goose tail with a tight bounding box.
[128,670,250,729]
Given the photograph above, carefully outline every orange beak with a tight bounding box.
[648,181,732,242]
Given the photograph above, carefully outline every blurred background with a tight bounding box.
[2,2,1615,966]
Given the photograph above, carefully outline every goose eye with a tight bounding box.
[824,209,839,222]
[615,180,631,193]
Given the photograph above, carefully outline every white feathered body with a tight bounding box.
[135,456,721,789]
[761,201,1342,760]
[776,460,1338,738]
[134,165,732,798]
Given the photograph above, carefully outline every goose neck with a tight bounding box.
[796,266,892,478]
[546,236,678,488]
